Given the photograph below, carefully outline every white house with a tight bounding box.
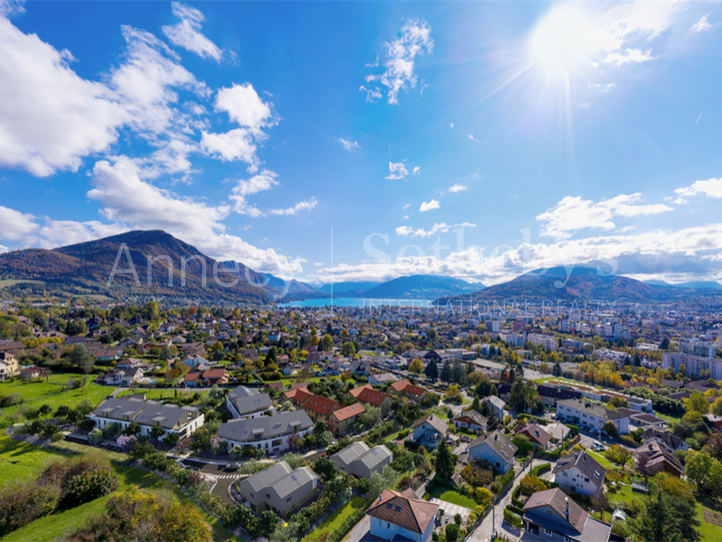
[556,398,629,435]
[553,450,606,497]
[366,488,439,542]
[225,385,276,419]
[217,410,313,454]
[482,396,506,420]
[467,430,517,474]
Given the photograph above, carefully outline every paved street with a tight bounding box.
[182,458,241,506]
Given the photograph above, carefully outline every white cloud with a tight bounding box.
[337,138,360,151]
[691,15,712,33]
[0,0,24,17]
[0,205,39,241]
[537,193,673,240]
[450,123,454,128]
[602,48,655,66]
[674,178,722,203]
[214,83,274,133]
[162,2,224,61]
[449,184,467,193]
[588,83,616,92]
[229,170,279,217]
[364,19,433,104]
[419,199,440,212]
[269,198,318,216]
[412,166,421,175]
[385,161,409,180]
[200,128,257,164]
[468,134,475,140]
[403,203,411,210]
[359,85,382,103]
[314,262,324,267]
[396,222,476,238]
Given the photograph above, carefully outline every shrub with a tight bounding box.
[65,469,118,506]
[503,508,523,528]
[78,418,96,431]
[519,475,547,495]
[0,479,60,536]
[531,463,551,476]
[446,523,460,541]
[357,478,371,495]
[88,428,103,445]
[568,424,580,437]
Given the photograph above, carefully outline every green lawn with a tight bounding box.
[0,376,110,426]
[303,496,367,541]
[116,388,207,402]
[0,435,232,542]
[656,412,682,426]
[586,450,615,470]
[426,484,478,509]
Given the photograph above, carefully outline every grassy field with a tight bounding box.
[586,450,615,469]
[0,435,232,542]
[0,279,46,289]
[0,376,110,426]
[116,388,208,402]
[426,484,478,509]
[303,496,368,542]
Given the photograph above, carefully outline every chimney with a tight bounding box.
[494,433,498,441]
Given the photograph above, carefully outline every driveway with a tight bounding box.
[342,515,371,542]
[182,459,243,506]
[432,499,473,531]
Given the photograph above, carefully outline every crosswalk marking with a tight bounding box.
[215,474,243,479]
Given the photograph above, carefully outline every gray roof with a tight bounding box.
[217,410,313,442]
[554,451,606,488]
[557,398,627,421]
[90,398,148,421]
[243,461,292,493]
[453,410,488,426]
[356,445,393,470]
[332,441,370,465]
[231,393,273,416]
[468,430,518,460]
[483,396,506,409]
[227,385,261,400]
[268,466,318,500]
[134,401,199,430]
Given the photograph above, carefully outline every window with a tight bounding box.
[286,497,292,502]
[387,522,390,529]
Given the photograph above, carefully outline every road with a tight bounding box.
[182,458,244,506]
[468,458,552,542]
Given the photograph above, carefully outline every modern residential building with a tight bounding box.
[350,385,393,415]
[388,379,427,401]
[467,430,517,474]
[553,451,606,497]
[366,488,440,542]
[300,393,341,424]
[218,410,313,453]
[411,413,448,449]
[88,397,204,441]
[522,488,611,542]
[238,461,319,518]
[328,403,365,435]
[225,385,275,419]
[330,442,392,479]
[679,338,717,358]
[369,373,398,386]
[556,398,629,435]
[451,410,488,432]
[662,352,722,379]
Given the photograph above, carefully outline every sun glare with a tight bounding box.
[529,6,598,82]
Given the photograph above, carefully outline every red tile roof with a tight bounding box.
[302,393,340,415]
[349,384,374,398]
[331,403,365,422]
[356,387,389,407]
[366,489,439,534]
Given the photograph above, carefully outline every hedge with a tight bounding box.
[515,413,550,426]
[511,486,524,509]
[327,497,372,542]
[503,508,523,528]
[506,504,526,516]
[568,424,580,437]
[531,463,551,477]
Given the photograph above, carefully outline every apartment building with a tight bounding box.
[225,385,275,419]
[330,442,392,479]
[239,461,319,518]
[218,410,313,453]
[556,398,629,435]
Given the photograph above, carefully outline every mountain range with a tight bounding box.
[2,231,721,305]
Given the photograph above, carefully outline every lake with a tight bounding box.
[277,297,434,308]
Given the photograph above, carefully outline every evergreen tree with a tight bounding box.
[552,361,562,376]
[440,360,453,383]
[434,438,455,483]
[425,359,439,381]
[470,395,481,412]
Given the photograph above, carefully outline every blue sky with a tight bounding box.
[1,0,722,285]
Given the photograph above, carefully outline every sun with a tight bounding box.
[529,6,599,83]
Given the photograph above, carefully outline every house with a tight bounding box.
[467,430,517,474]
[89,347,123,361]
[88,397,204,441]
[641,428,689,452]
[482,396,506,420]
[284,387,312,406]
[19,366,43,379]
[514,423,552,449]
[629,413,666,428]
[225,385,275,419]
[556,398,629,435]
[329,403,365,435]
[181,355,207,369]
[537,385,559,407]
[553,451,606,497]
[300,393,341,424]
[545,422,571,442]
[218,410,313,454]
[183,371,203,387]
[366,488,440,542]
[351,358,371,376]
[411,414,448,449]
[330,442,392,478]
[202,368,228,385]
[351,385,393,416]
[522,488,611,542]
[388,379,427,401]
[238,461,319,518]
[369,373,398,386]
[0,352,18,379]
[634,441,684,477]
[116,358,144,369]
[102,366,144,386]
[452,410,488,432]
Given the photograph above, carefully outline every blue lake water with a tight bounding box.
[277,297,434,308]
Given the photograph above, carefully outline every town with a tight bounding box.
[1,298,721,542]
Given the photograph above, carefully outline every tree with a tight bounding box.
[685,450,722,495]
[591,492,610,522]
[313,420,327,435]
[508,380,538,413]
[320,334,334,351]
[632,489,700,542]
[149,425,165,441]
[604,445,631,468]
[38,404,52,418]
[409,359,424,374]
[702,432,722,461]
[312,457,337,481]
[110,323,127,342]
[552,361,562,377]
[122,421,141,436]
[160,345,173,361]
[607,396,629,409]
[602,420,619,438]
[341,342,356,356]
[424,359,439,381]
[445,523,460,542]
[434,438,455,483]
[88,428,103,445]
[687,392,709,415]
[440,360,453,383]
[69,344,94,374]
